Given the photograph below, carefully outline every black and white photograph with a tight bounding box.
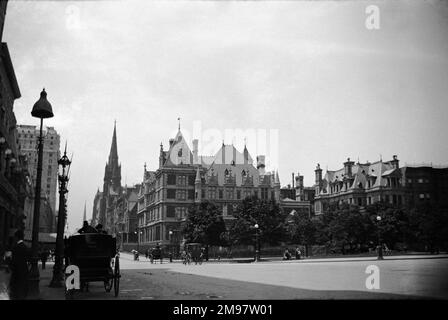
[0,0,447,311]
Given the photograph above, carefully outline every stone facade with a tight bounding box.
[401,165,448,207]
[16,125,60,214]
[0,1,32,257]
[136,127,281,249]
[314,156,404,214]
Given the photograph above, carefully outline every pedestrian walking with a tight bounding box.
[9,230,30,300]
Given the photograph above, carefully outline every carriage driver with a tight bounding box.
[78,221,98,234]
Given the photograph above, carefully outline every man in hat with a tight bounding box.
[95,224,107,234]
[9,229,30,300]
[78,221,98,234]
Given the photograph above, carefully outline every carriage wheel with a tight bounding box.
[113,255,120,297]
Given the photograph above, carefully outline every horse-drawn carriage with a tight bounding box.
[183,243,203,265]
[65,233,120,298]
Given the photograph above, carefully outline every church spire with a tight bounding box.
[106,121,121,190]
[108,121,118,165]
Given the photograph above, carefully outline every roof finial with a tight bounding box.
[178,117,181,131]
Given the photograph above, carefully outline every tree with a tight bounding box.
[182,201,227,246]
[286,210,316,256]
[406,203,448,252]
[228,196,288,246]
[366,201,410,251]
[319,203,373,254]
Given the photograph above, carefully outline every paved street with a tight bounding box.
[64,253,448,300]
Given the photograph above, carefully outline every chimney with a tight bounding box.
[256,155,266,175]
[391,155,399,169]
[344,157,355,177]
[292,173,295,189]
[192,139,199,164]
[315,163,322,185]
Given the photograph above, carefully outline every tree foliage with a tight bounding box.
[228,196,287,246]
[286,211,316,245]
[182,201,227,246]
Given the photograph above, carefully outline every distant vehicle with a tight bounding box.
[185,243,203,265]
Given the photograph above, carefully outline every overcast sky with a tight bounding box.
[4,0,448,233]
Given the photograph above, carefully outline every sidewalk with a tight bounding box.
[0,262,66,300]
[36,262,65,300]
[0,265,10,299]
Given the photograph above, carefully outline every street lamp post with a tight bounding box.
[376,215,384,260]
[254,223,260,262]
[169,230,173,261]
[136,228,140,253]
[134,229,143,253]
[29,89,54,297]
[50,146,71,287]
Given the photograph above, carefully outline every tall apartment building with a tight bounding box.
[16,125,60,214]
[401,165,448,207]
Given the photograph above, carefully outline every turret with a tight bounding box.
[243,145,249,165]
[159,142,164,168]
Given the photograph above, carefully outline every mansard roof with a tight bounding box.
[318,158,401,195]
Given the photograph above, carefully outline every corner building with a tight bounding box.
[314,156,404,214]
[137,127,281,250]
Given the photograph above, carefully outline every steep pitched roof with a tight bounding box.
[164,130,194,166]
